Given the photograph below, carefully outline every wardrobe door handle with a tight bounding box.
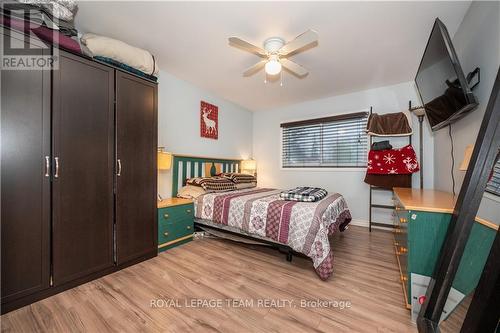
[54,157,60,178]
[44,156,50,177]
[117,159,122,176]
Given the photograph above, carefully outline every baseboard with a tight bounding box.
[349,219,369,227]
[348,219,394,230]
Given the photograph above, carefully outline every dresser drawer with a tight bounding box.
[395,208,409,224]
[159,205,194,224]
[394,229,407,249]
[158,218,193,244]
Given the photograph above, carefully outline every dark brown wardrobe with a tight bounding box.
[1,30,157,313]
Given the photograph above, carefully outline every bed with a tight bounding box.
[171,155,352,280]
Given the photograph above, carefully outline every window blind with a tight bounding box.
[281,112,369,168]
[486,155,500,196]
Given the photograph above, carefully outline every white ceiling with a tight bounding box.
[75,1,471,111]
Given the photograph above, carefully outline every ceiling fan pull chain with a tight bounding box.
[280,70,284,87]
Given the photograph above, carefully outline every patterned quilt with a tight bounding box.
[194,188,352,280]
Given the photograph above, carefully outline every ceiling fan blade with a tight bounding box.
[229,37,268,57]
[243,60,267,76]
[280,58,309,77]
[278,29,318,56]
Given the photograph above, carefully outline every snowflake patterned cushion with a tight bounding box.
[367,144,420,175]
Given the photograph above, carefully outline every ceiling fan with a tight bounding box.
[228,29,318,78]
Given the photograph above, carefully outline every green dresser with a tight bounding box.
[393,188,497,321]
[157,198,194,252]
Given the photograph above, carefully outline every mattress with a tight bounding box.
[194,188,352,280]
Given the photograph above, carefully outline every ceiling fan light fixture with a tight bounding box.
[265,57,281,76]
[229,30,318,79]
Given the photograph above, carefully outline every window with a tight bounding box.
[281,112,369,168]
[485,154,500,196]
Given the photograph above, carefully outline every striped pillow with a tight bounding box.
[186,176,237,192]
[218,173,257,184]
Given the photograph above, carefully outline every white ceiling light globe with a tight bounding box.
[265,59,282,75]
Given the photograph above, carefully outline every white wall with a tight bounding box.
[157,71,253,198]
[253,81,434,225]
[432,1,499,224]
[433,0,499,193]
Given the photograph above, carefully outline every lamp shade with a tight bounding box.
[158,151,172,170]
[241,159,256,174]
[459,144,473,171]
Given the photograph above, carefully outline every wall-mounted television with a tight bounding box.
[415,18,478,131]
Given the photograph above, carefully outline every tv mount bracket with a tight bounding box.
[447,67,481,91]
[466,67,480,91]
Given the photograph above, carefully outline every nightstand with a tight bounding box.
[157,198,194,252]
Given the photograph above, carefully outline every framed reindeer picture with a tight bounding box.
[200,101,218,140]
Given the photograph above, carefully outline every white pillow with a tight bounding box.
[81,33,159,75]
[177,185,208,199]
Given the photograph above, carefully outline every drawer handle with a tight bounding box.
[401,275,408,282]
[164,232,169,237]
[400,247,408,253]
[164,213,169,219]
[394,241,399,246]
[186,209,192,214]
[400,218,407,223]
[187,225,191,230]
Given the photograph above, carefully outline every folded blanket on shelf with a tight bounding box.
[366,112,412,136]
[94,56,158,82]
[0,15,81,53]
[19,0,77,22]
[367,144,419,175]
[371,140,392,151]
[1,2,77,36]
[363,174,412,189]
[81,33,159,76]
[280,187,328,202]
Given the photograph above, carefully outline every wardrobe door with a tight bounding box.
[52,51,115,285]
[116,72,157,264]
[1,31,51,303]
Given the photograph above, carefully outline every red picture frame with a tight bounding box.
[200,101,218,140]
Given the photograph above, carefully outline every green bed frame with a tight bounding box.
[171,155,241,197]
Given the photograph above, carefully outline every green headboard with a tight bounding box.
[171,155,241,197]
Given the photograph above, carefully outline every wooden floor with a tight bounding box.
[1,226,416,332]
